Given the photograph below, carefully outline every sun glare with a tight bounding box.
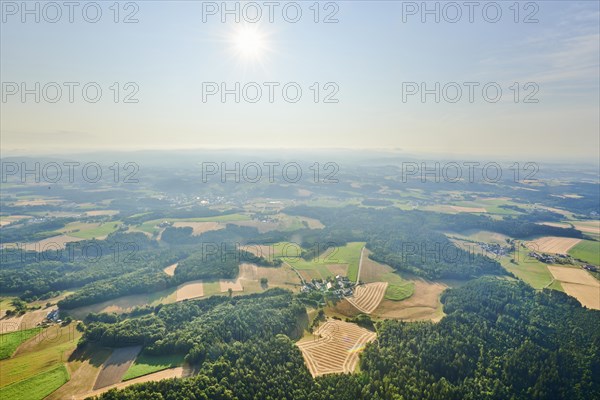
[231,25,268,61]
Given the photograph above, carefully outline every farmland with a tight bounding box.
[526,236,582,254]
[122,353,185,381]
[93,346,142,389]
[568,240,600,265]
[0,327,42,359]
[345,282,388,314]
[0,325,80,388]
[547,266,600,309]
[0,363,69,400]
[296,319,376,377]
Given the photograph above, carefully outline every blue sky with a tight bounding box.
[1,1,599,160]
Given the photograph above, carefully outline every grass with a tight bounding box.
[0,364,69,400]
[568,240,600,265]
[383,272,415,301]
[0,325,81,387]
[54,221,121,239]
[281,242,365,281]
[0,328,43,360]
[122,353,185,381]
[500,246,556,290]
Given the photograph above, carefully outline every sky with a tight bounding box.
[1,1,599,161]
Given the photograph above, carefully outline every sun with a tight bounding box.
[230,25,268,61]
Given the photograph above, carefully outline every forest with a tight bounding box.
[90,278,600,400]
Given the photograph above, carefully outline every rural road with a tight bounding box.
[356,247,366,284]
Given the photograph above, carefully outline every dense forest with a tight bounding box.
[90,278,599,400]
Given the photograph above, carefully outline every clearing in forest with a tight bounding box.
[297,319,376,377]
[176,280,204,301]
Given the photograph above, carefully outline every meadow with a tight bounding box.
[122,353,185,381]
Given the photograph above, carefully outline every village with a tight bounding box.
[300,275,357,299]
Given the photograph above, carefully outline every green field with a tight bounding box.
[383,272,415,301]
[500,246,557,290]
[568,240,600,265]
[0,364,69,400]
[0,328,42,360]
[278,242,365,281]
[0,325,80,387]
[122,353,185,381]
[55,221,121,239]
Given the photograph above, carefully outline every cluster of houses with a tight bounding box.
[44,309,61,324]
[301,275,356,298]
[478,242,512,257]
[528,251,571,264]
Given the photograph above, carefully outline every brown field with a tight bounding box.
[547,266,600,310]
[24,234,84,250]
[527,237,582,254]
[450,206,487,213]
[219,279,243,292]
[47,345,112,400]
[345,282,388,314]
[163,263,178,276]
[176,280,204,301]
[0,215,31,227]
[0,307,55,333]
[572,220,600,235]
[244,244,277,259]
[296,319,376,377]
[172,221,224,235]
[230,220,280,233]
[12,199,63,206]
[93,346,142,389]
[66,290,176,320]
[359,250,392,283]
[74,366,192,400]
[238,263,301,291]
[0,315,24,333]
[372,279,448,321]
[84,210,119,216]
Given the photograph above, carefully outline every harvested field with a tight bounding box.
[572,220,600,235]
[345,282,388,314]
[66,290,176,320]
[172,221,224,235]
[219,279,243,292]
[25,235,84,250]
[46,345,112,400]
[244,244,277,260]
[76,366,192,399]
[0,215,31,227]
[450,206,487,213]
[163,263,178,276]
[84,210,119,216]
[93,346,142,390]
[238,263,301,290]
[297,319,376,377]
[0,316,24,334]
[548,266,600,310]
[527,237,581,254]
[176,280,204,301]
[372,279,448,321]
